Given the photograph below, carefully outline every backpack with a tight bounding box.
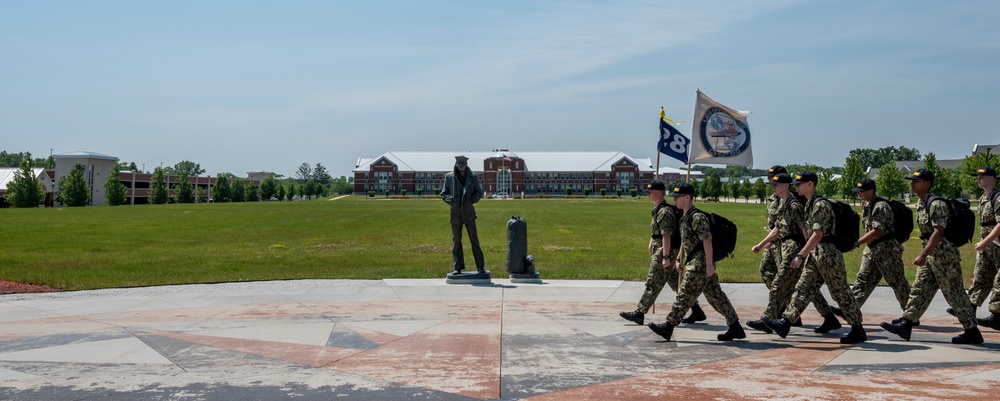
[687,209,738,262]
[654,201,682,250]
[813,196,860,253]
[869,197,913,245]
[925,195,975,247]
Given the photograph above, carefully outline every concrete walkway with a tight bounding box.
[1,279,998,400]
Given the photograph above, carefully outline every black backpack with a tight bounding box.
[686,209,738,262]
[654,201,682,250]
[813,196,860,253]
[925,195,975,247]
[869,197,913,244]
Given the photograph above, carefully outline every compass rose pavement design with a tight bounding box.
[1,280,999,400]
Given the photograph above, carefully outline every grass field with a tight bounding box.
[0,196,984,290]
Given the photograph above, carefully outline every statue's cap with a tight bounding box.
[455,155,469,162]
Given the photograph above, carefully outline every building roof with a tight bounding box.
[974,144,999,154]
[52,151,118,161]
[0,167,49,190]
[354,151,656,173]
[895,159,963,172]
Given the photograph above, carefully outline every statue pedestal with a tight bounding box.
[510,272,542,284]
[446,270,492,284]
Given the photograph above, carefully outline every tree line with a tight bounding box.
[7,146,995,207]
[677,146,997,203]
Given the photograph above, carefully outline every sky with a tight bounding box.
[3,0,999,179]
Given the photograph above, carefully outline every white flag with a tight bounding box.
[688,90,753,167]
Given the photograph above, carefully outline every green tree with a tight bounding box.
[296,163,312,183]
[817,169,838,197]
[56,163,91,206]
[247,183,260,202]
[741,178,752,202]
[213,174,231,202]
[260,177,277,200]
[231,179,246,202]
[117,161,139,172]
[196,187,208,203]
[922,152,961,197]
[149,167,169,204]
[702,172,722,200]
[876,160,908,200]
[600,188,607,197]
[849,146,922,169]
[275,183,286,201]
[720,180,732,201]
[840,155,867,202]
[312,163,331,186]
[753,178,767,203]
[958,148,1000,198]
[5,154,46,208]
[176,172,194,203]
[104,163,127,206]
[416,188,424,197]
[169,160,205,177]
[583,187,591,197]
[330,176,353,195]
[566,186,572,196]
[304,180,317,199]
[629,188,638,198]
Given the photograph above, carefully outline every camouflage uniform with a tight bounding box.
[969,189,1000,307]
[759,194,781,288]
[665,208,739,326]
[783,197,863,326]
[763,197,834,318]
[852,199,910,309]
[901,196,977,329]
[636,202,687,313]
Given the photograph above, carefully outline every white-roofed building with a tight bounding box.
[0,167,55,207]
[353,150,663,195]
[52,151,119,206]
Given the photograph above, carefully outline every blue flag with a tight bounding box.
[658,118,689,164]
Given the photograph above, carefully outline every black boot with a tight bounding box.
[978,313,1000,331]
[947,306,976,317]
[952,327,985,344]
[648,322,675,341]
[681,304,707,324]
[718,323,747,341]
[814,314,843,333]
[880,318,913,341]
[619,310,644,325]
[762,316,792,339]
[892,316,921,327]
[746,318,772,334]
[831,306,845,319]
[840,325,867,344]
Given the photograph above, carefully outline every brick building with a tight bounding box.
[353,150,695,196]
